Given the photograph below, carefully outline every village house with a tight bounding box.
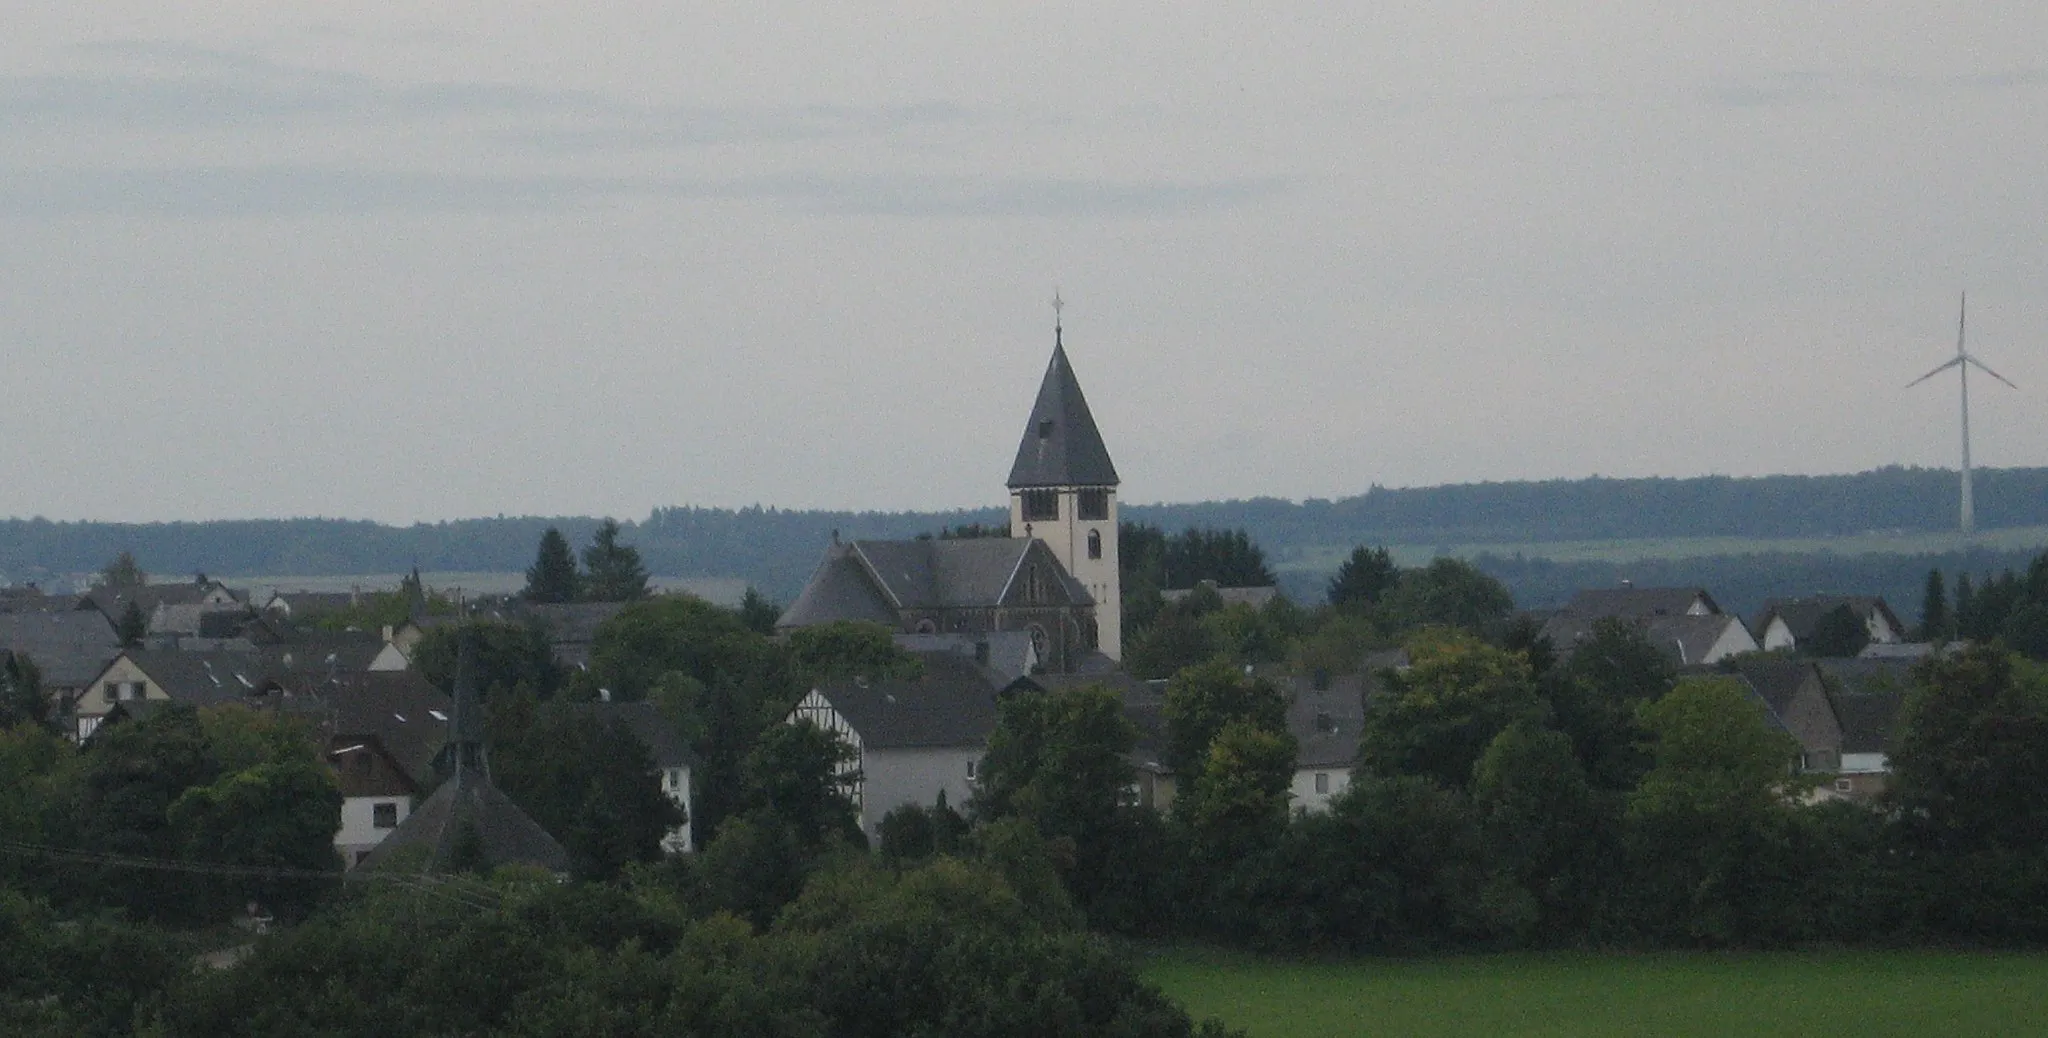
[785,651,1012,839]
[1752,595,1907,653]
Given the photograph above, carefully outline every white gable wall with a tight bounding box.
[1291,767,1350,813]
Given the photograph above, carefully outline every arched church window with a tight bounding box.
[1027,623,1049,660]
[1087,529,1102,560]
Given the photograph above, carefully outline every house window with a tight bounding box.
[668,768,683,790]
[966,759,978,780]
[1078,489,1109,520]
[372,802,399,829]
[1020,489,1058,521]
[1834,778,1853,793]
[1314,773,1330,795]
[1087,529,1102,560]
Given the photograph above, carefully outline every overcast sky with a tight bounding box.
[4,4,2045,523]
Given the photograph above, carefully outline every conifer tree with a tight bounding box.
[580,519,650,602]
[523,527,581,604]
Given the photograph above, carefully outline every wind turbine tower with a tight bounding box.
[1907,293,2017,536]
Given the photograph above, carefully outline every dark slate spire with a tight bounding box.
[1007,328,1119,489]
[447,628,487,780]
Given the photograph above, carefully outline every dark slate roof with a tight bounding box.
[1539,612,1750,666]
[892,631,1038,685]
[261,632,388,676]
[0,588,68,614]
[854,538,1088,609]
[1037,670,1167,772]
[1562,586,1719,620]
[1753,596,1904,642]
[1007,342,1119,489]
[359,771,572,874]
[0,609,120,689]
[1281,672,1372,770]
[811,651,1006,750]
[1733,658,1822,719]
[122,649,277,707]
[1833,691,1905,754]
[312,671,453,787]
[570,701,699,768]
[78,582,225,622]
[776,544,900,629]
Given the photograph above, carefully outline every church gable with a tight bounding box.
[996,540,1089,608]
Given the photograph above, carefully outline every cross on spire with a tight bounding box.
[1052,289,1064,346]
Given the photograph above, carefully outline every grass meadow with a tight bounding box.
[1144,946,2048,1038]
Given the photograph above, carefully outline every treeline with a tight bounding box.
[11,466,2048,603]
[1475,543,2048,619]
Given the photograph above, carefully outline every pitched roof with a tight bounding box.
[121,648,277,707]
[779,538,1090,630]
[892,631,1038,685]
[854,538,1088,609]
[310,670,453,787]
[1562,586,1719,620]
[810,651,1007,750]
[358,771,572,874]
[1733,658,1823,719]
[1035,670,1168,772]
[1007,342,1119,488]
[776,544,901,629]
[0,609,120,689]
[1279,672,1373,770]
[1833,691,1906,754]
[569,700,698,769]
[1647,614,1755,666]
[1753,596,1904,642]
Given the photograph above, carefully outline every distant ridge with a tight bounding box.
[6,465,2048,606]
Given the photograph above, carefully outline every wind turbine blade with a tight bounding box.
[1964,354,2018,389]
[1906,356,1964,388]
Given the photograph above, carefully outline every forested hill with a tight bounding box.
[4,465,2046,605]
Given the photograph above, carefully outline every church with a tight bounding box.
[776,316,1123,673]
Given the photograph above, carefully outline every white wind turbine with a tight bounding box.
[1907,292,2017,536]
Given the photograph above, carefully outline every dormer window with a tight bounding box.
[1038,419,1054,440]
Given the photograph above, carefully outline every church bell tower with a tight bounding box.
[1008,299,1121,660]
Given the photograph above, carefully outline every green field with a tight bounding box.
[1145,947,2048,1038]
[1272,524,2048,573]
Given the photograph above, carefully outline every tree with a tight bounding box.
[1471,723,1608,937]
[411,620,561,699]
[1889,644,2048,854]
[117,600,148,648]
[742,719,863,850]
[1161,659,1287,778]
[99,550,146,589]
[971,683,1138,906]
[1327,546,1399,611]
[489,698,685,880]
[786,621,923,683]
[0,653,48,732]
[1357,630,1546,789]
[1544,618,1675,790]
[1920,569,1951,641]
[1179,719,1296,858]
[1805,604,1871,658]
[1378,557,1515,633]
[523,527,580,604]
[1624,676,1805,943]
[581,518,651,602]
[737,586,781,635]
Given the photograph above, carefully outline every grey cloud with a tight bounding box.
[0,165,1283,219]
[9,39,981,148]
